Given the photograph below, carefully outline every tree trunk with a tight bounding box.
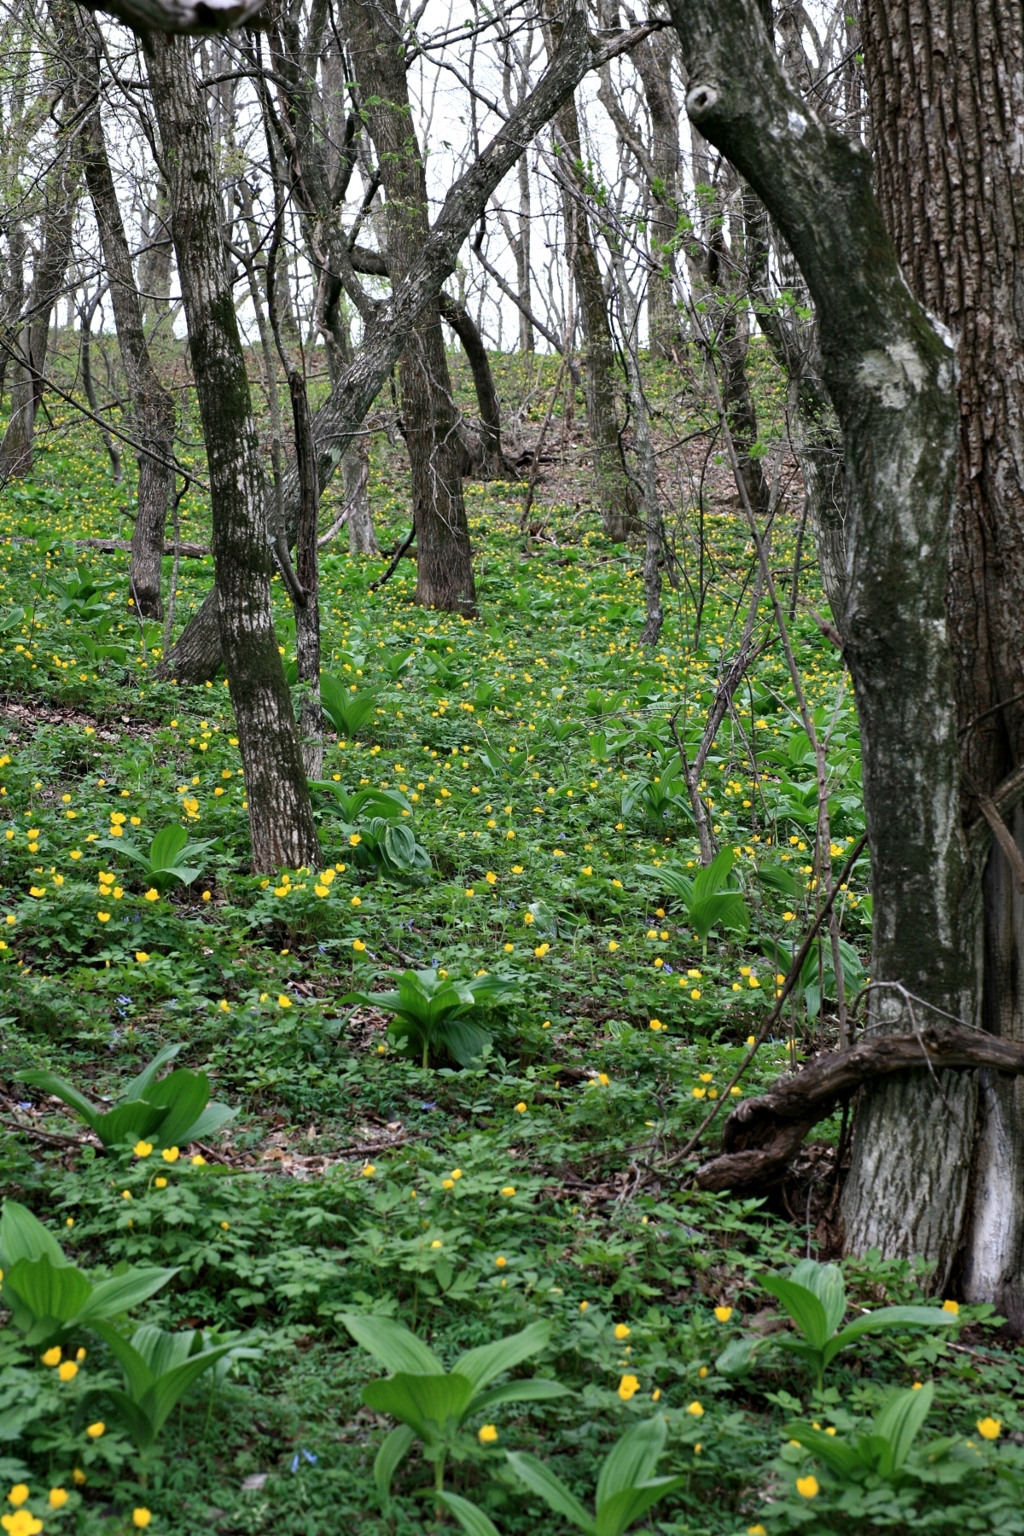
[0,157,76,481]
[343,438,377,555]
[137,184,173,329]
[549,68,640,542]
[668,0,975,1288]
[156,2,652,678]
[633,32,682,361]
[848,0,1024,1323]
[144,31,319,872]
[56,0,176,619]
[338,0,476,613]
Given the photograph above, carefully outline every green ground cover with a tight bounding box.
[0,373,1021,1536]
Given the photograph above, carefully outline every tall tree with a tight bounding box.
[667,0,974,1285]
[54,0,176,619]
[143,30,319,871]
[337,0,477,614]
[840,0,1024,1325]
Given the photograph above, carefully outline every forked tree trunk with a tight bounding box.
[846,0,1024,1323]
[155,2,652,679]
[144,32,319,872]
[57,0,176,619]
[668,0,975,1286]
[338,0,476,614]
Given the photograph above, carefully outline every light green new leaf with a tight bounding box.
[146,1070,213,1146]
[505,1451,596,1535]
[790,1259,847,1336]
[341,1314,444,1375]
[825,1305,955,1364]
[782,1422,863,1478]
[373,1424,416,1499]
[362,1372,474,1437]
[596,1415,666,1507]
[761,1274,831,1349]
[471,1379,570,1416]
[595,1479,686,1536]
[0,1201,67,1269]
[124,1044,182,1101]
[454,1320,553,1391]
[2,1256,91,1343]
[73,1267,176,1325]
[435,1493,503,1536]
[873,1381,935,1471]
[148,824,189,868]
[17,1071,102,1132]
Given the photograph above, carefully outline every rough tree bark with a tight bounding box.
[667,0,975,1284]
[632,30,682,361]
[845,0,1024,1325]
[144,31,319,871]
[0,152,76,481]
[56,0,176,619]
[549,73,640,542]
[338,0,476,614]
[156,2,658,679]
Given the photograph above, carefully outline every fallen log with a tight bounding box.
[694,1024,1024,1192]
[76,537,209,558]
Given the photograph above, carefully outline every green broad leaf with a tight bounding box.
[596,1416,666,1508]
[2,1256,92,1342]
[373,1424,416,1499]
[435,1493,503,1536]
[91,1100,167,1150]
[761,1274,831,1349]
[782,1422,864,1478]
[470,1379,571,1415]
[123,1044,182,1102]
[148,824,189,869]
[71,1266,177,1325]
[90,1321,156,1400]
[790,1259,847,1336]
[636,864,693,901]
[104,1387,157,1450]
[17,1071,101,1132]
[595,1478,686,1536]
[145,1070,212,1147]
[440,1019,492,1067]
[506,1451,596,1534]
[128,1323,202,1377]
[454,1321,553,1391]
[755,863,802,898]
[824,1306,956,1365]
[714,1334,768,1377]
[0,1201,67,1269]
[341,1314,444,1376]
[872,1382,935,1471]
[690,846,736,903]
[180,1102,236,1143]
[362,1371,474,1437]
[140,1343,239,1439]
[93,837,149,867]
[688,892,750,941]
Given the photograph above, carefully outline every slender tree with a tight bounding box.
[144,30,319,871]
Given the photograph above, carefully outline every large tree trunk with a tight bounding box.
[668,0,975,1286]
[337,0,476,613]
[144,32,319,872]
[846,0,1024,1323]
[57,0,176,619]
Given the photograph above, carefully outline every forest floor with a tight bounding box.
[0,351,1021,1536]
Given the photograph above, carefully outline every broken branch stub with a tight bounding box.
[694,1025,1024,1193]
